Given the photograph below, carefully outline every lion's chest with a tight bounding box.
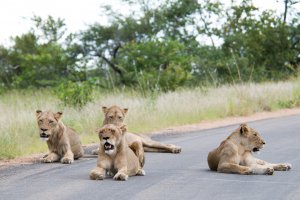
[239,151,252,166]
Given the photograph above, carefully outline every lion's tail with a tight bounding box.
[129,142,145,167]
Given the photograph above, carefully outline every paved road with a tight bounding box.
[1,115,300,200]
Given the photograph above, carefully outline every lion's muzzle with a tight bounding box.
[40,132,50,141]
[104,142,114,151]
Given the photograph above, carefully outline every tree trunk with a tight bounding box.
[97,53,126,85]
[283,0,288,24]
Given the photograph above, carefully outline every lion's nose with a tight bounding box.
[41,128,48,132]
[103,137,110,140]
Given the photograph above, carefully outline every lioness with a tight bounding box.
[90,124,145,181]
[93,105,181,155]
[207,123,292,175]
[36,110,84,164]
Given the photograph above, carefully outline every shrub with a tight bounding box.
[55,81,93,108]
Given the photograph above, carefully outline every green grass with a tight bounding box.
[1,79,300,159]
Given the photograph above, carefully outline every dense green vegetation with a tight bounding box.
[0,0,299,97]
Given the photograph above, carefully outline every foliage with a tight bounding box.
[0,0,299,91]
[221,2,297,81]
[0,16,82,88]
[55,81,93,108]
[117,39,192,91]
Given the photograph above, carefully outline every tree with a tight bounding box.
[1,0,300,90]
[0,16,81,88]
[78,0,223,88]
[117,39,193,91]
[220,0,298,81]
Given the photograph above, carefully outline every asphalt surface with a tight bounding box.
[1,114,300,200]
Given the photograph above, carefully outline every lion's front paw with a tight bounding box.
[90,170,105,180]
[113,173,128,181]
[42,157,54,163]
[265,167,274,175]
[61,157,73,164]
[276,163,292,171]
[137,169,146,176]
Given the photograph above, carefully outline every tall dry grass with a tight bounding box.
[1,79,300,159]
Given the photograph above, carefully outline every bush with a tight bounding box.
[55,81,93,108]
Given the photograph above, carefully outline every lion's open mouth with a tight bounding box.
[40,133,49,139]
[253,147,260,152]
[104,142,114,151]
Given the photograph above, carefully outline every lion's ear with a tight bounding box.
[123,108,128,115]
[102,106,108,114]
[240,123,250,136]
[36,110,42,118]
[54,112,63,121]
[119,124,127,134]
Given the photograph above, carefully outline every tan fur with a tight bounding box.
[36,110,84,164]
[92,105,181,158]
[89,124,145,181]
[207,123,292,175]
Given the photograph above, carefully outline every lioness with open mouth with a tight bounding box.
[207,123,292,175]
[90,124,145,181]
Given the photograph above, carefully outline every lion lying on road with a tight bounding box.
[36,110,84,164]
[207,123,292,175]
[90,124,145,181]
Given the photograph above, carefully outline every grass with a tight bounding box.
[1,79,300,159]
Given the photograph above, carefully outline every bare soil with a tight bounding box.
[1,107,300,168]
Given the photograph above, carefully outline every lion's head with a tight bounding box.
[36,110,63,141]
[238,123,266,152]
[102,105,128,126]
[97,124,127,155]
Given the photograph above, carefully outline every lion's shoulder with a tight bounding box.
[218,139,239,154]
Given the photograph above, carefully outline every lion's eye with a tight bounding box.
[49,120,54,124]
[118,116,122,120]
[253,133,257,136]
[39,119,43,123]
[108,116,114,119]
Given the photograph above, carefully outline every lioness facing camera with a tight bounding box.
[207,123,292,175]
[90,124,145,181]
[36,110,84,164]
